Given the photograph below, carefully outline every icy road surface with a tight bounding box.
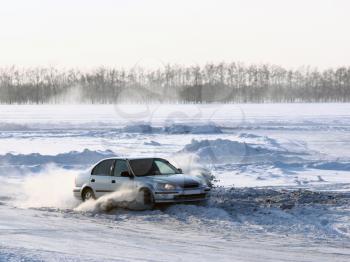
[0,103,350,261]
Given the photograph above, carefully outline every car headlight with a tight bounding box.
[157,183,176,190]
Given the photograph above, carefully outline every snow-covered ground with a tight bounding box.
[0,103,350,261]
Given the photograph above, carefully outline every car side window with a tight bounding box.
[91,159,115,176]
[113,160,129,177]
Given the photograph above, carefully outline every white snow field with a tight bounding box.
[0,103,350,261]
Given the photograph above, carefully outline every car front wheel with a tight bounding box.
[137,188,155,210]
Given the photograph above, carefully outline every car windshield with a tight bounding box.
[129,159,180,177]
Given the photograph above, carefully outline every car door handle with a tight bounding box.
[111,180,116,183]
[91,179,95,182]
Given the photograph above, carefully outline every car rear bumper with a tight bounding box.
[154,187,210,203]
[73,187,82,200]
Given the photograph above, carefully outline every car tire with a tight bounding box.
[82,188,96,201]
[138,188,155,210]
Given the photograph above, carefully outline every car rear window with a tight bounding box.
[92,159,115,176]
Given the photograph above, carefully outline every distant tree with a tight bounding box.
[0,63,350,104]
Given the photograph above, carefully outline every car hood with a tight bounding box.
[139,173,203,186]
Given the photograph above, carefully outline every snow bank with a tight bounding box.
[180,138,289,164]
[122,123,223,134]
[0,123,31,131]
[122,124,156,133]
[238,133,261,139]
[144,140,162,146]
[0,149,116,167]
[309,161,350,171]
[120,123,223,134]
[164,124,222,134]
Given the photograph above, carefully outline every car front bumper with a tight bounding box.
[154,187,211,203]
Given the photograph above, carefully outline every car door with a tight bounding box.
[111,159,134,192]
[90,159,115,197]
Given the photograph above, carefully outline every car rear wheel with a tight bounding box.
[82,188,95,201]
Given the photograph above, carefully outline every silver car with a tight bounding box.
[73,157,211,208]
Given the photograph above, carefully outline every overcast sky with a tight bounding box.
[0,0,349,69]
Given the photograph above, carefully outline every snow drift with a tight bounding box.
[164,124,222,134]
[180,138,304,164]
[0,149,116,167]
[122,123,223,134]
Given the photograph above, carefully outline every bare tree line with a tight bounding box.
[0,63,350,104]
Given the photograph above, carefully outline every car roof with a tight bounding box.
[92,157,171,169]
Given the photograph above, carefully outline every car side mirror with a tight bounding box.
[121,171,133,178]
[177,168,183,173]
